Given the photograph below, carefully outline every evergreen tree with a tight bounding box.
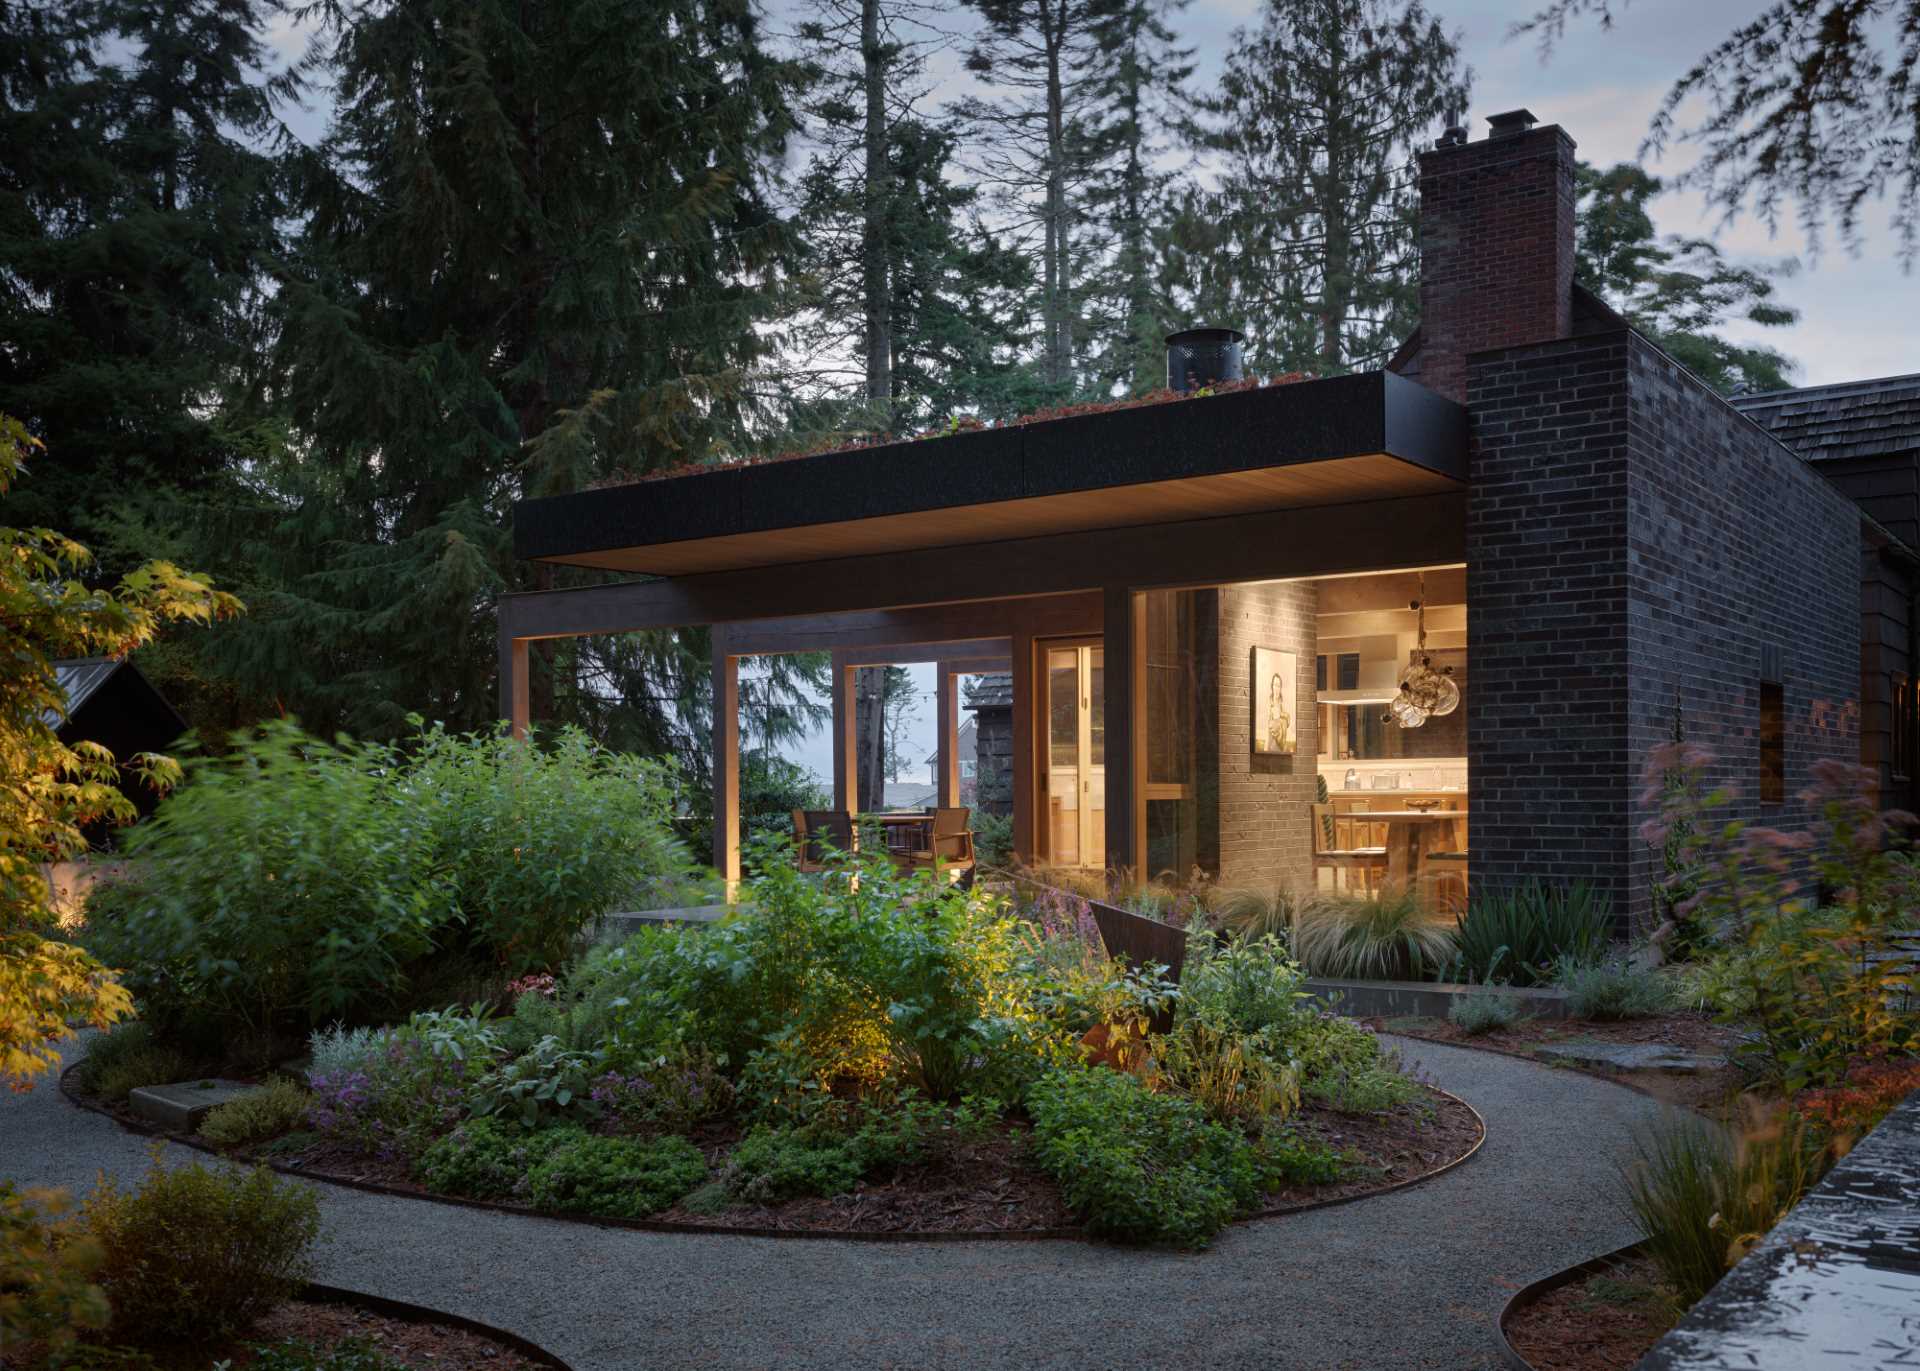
[1575,161,1799,396]
[1519,0,1920,264]
[1179,0,1467,375]
[0,0,295,550]
[1078,0,1195,396]
[242,0,812,744]
[959,0,1116,395]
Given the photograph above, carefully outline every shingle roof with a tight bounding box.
[1731,372,1920,464]
[44,658,121,728]
[964,672,1012,710]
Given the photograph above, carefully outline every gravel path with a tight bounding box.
[2,1036,1668,1371]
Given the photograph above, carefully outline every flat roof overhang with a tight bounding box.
[513,369,1466,576]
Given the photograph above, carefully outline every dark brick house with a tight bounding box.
[500,110,1899,932]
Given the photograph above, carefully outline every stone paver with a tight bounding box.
[2,1036,1670,1371]
[1533,1041,1723,1073]
[127,1078,257,1132]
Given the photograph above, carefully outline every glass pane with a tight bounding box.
[1047,653,1078,768]
[1088,650,1105,765]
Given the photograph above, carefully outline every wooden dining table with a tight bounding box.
[859,812,935,856]
[1357,810,1467,894]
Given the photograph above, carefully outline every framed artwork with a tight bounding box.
[1251,646,1297,754]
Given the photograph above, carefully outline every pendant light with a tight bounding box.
[1384,576,1458,729]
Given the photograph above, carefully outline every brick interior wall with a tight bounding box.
[1214,581,1319,891]
[1466,332,1635,917]
[1623,337,1861,928]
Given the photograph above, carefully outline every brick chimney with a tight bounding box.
[1415,110,1578,403]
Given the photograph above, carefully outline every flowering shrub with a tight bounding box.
[506,972,557,999]
[590,1050,732,1131]
[306,1011,496,1161]
[1640,747,1919,1087]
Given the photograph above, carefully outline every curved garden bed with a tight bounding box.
[61,1064,1482,1242]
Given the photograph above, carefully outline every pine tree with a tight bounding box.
[958,0,1116,395]
[244,0,809,742]
[1575,161,1799,396]
[1179,0,1468,374]
[0,0,295,552]
[1078,0,1196,396]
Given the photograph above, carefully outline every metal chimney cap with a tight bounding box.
[1486,108,1539,138]
[1164,326,1246,347]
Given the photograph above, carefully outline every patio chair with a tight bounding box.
[791,808,856,872]
[893,806,975,884]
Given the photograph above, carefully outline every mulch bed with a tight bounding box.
[1502,1250,1680,1371]
[71,1077,1480,1238]
[1368,1010,1750,1117]
[0,1295,551,1370]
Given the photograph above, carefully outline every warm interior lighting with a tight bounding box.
[1384,576,1458,729]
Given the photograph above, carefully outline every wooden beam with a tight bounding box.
[830,650,857,815]
[1103,585,1138,882]
[712,629,740,889]
[936,664,960,809]
[497,494,1466,640]
[1011,623,1036,865]
[723,597,1096,656]
[498,630,529,740]
[839,640,1011,668]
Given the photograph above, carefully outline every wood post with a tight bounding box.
[1011,621,1036,864]
[1103,585,1137,882]
[831,650,858,815]
[936,662,960,809]
[712,629,740,889]
[499,630,529,740]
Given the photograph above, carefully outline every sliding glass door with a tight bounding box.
[1041,642,1105,869]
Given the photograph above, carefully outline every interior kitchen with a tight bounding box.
[1312,566,1468,910]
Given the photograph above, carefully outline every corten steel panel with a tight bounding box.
[512,371,1466,574]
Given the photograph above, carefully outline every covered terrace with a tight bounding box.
[499,370,1469,889]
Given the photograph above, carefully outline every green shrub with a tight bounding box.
[971,810,1013,867]
[414,1119,587,1199]
[1253,1126,1345,1186]
[1153,1015,1300,1126]
[467,1035,602,1129]
[1558,957,1676,1021]
[1291,890,1458,980]
[244,1340,411,1371]
[724,1125,868,1202]
[1447,986,1528,1035]
[1026,1066,1259,1247]
[524,1133,706,1217]
[1453,880,1613,987]
[589,1048,733,1130]
[84,1149,320,1348]
[1291,1014,1422,1115]
[306,1010,499,1162]
[306,1023,384,1080]
[0,1182,110,1356]
[199,1079,310,1148]
[1179,932,1309,1037]
[1622,1112,1825,1307]
[84,720,694,1047]
[403,723,696,973]
[74,1023,187,1103]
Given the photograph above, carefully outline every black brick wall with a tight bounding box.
[1467,329,1862,931]
[1622,337,1860,928]
[1465,333,1635,916]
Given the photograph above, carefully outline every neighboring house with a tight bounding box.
[502,109,1897,932]
[965,674,1013,818]
[47,657,187,831]
[925,713,980,807]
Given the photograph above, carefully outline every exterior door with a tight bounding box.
[1041,642,1105,869]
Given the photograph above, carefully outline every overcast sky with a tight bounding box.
[264,0,1919,786]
